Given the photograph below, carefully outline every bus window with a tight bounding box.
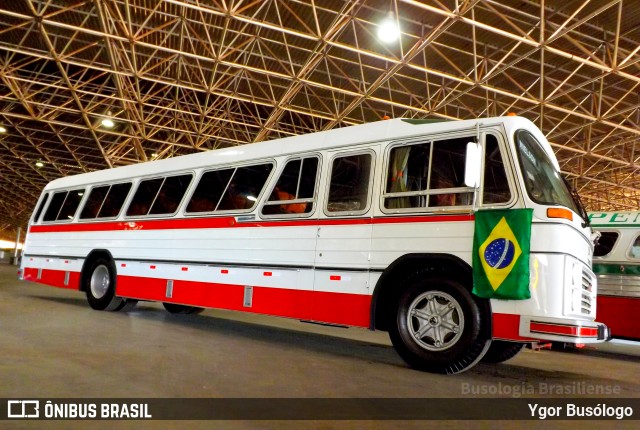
[80,186,109,219]
[429,137,473,207]
[127,178,163,216]
[385,141,430,209]
[33,193,49,223]
[187,168,234,213]
[594,232,619,257]
[98,183,132,218]
[384,137,473,210]
[482,134,511,204]
[43,191,67,221]
[262,156,318,216]
[628,235,640,259]
[327,153,372,214]
[57,189,85,221]
[216,163,273,211]
[149,174,193,215]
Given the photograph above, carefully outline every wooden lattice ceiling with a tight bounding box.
[1,0,639,241]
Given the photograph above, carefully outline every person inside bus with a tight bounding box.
[271,187,307,214]
[430,169,457,207]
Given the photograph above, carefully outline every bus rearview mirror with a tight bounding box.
[464,142,481,188]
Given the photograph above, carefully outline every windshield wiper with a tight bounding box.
[563,176,590,228]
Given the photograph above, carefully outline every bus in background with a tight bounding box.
[18,116,609,374]
[589,212,640,340]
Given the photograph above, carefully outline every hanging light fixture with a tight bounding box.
[377,10,400,43]
[0,126,7,133]
[101,111,115,128]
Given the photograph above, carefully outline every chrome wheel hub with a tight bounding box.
[90,264,110,299]
[407,291,464,351]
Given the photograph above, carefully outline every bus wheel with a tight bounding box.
[481,341,525,364]
[163,302,204,315]
[84,258,125,311]
[389,275,491,374]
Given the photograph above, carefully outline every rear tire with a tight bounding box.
[163,302,204,315]
[389,274,491,374]
[84,257,124,311]
[481,341,525,363]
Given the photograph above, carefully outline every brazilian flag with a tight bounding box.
[472,209,533,300]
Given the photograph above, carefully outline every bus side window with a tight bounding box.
[385,142,430,209]
[262,157,318,216]
[80,186,109,219]
[594,231,619,257]
[57,189,85,221]
[327,153,372,213]
[482,134,511,204]
[216,163,273,211]
[149,174,193,215]
[628,235,640,259]
[33,193,50,224]
[43,191,68,222]
[187,169,234,213]
[127,178,163,216]
[98,183,132,218]
[429,137,472,207]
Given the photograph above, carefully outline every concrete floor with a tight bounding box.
[1,262,639,429]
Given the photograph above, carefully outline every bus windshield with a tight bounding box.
[515,130,580,215]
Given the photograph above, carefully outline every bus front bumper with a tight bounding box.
[520,316,611,344]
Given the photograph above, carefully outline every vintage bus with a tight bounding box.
[589,212,640,340]
[18,116,609,374]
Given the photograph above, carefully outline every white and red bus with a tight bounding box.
[18,116,609,374]
[589,212,640,340]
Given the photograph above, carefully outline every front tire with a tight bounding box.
[84,257,125,311]
[389,274,491,374]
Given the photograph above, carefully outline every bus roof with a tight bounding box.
[589,212,640,227]
[44,115,540,191]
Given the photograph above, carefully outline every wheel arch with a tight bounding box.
[370,253,492,336]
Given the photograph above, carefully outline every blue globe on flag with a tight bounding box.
[484,238,516,269]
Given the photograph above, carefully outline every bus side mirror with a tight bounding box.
[464,142,481,188]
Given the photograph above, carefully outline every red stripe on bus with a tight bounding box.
[492,313,537,341]
[115,275,370,327]
[22,268,80,291]
[28,214,474,234]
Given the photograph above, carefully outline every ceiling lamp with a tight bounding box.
[35,160,44,168]
[0,126,7,133]
[377,11,400,43]
[101,117,115,128]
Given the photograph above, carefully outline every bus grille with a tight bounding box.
[566,264,596,318]
[580,268,595,315]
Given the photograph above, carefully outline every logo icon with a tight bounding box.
[7,400,40,418]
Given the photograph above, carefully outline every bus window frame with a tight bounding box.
[380,132,479,215]
[31,192,50,224]
[627,233,640,260]
[592,229,621,259]
[478,129,518,209]
[125,171,195,219]
[323,149,375,217]
[184,160,276,217]
[41,188,87,224]
[260,154,321,219]
[78,181,134,221]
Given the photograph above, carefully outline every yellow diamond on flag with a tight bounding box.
[478,217,523,291]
